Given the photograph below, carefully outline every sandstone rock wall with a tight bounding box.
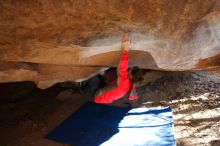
[0,0,220,88]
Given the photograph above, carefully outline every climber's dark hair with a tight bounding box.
[129,67,147,83]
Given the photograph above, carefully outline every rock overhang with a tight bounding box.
[0,0,220,88]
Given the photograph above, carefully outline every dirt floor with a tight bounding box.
[0,71,220,146]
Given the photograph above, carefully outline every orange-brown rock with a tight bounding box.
[0,61,105,89]
[0,0,220,88]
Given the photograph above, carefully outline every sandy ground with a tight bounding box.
[0,71,220,146]
[139,71,220,146]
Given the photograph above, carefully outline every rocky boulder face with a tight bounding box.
[0,0,220,88]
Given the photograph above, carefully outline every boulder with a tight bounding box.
[0,0,220,88]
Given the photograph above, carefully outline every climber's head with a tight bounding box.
[129,67,145,83]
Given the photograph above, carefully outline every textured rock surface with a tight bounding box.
[0,0,220,88]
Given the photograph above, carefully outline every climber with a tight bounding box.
[94,33,139,104]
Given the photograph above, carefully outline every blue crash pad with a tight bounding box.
[47,102,176,146]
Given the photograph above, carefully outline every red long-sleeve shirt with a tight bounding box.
[94,51,138,104]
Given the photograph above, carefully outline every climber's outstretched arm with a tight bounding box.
[94,33,131,104]
[118,33,130,83]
